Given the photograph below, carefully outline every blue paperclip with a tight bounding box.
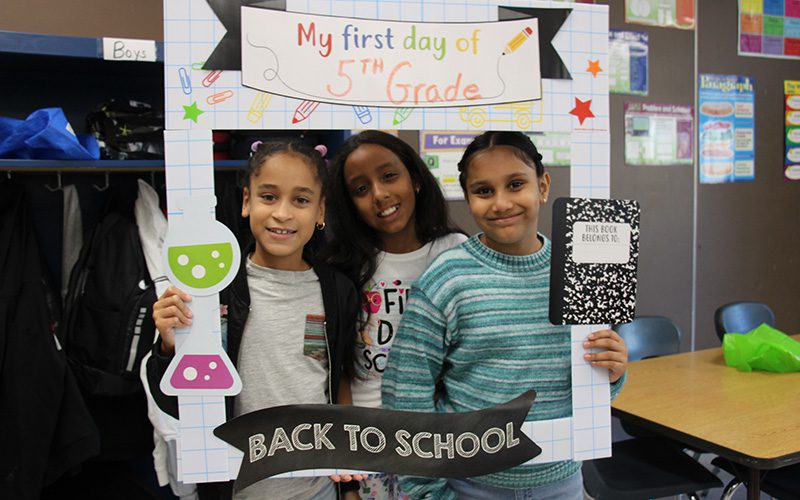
[353,106,373,125]
[178,67,192,95]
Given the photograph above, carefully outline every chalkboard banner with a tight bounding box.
[214,390,541,493]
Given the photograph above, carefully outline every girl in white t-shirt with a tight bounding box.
[321,131,466,499]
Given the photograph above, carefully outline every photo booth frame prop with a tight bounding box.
[162,0,612,483]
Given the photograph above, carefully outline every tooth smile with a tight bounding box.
[269,228,295,234]
[379,205,399,217]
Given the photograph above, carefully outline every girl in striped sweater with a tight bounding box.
[382,131,628,500]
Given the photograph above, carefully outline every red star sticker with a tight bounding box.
[569,98,595,125]
[587,59,602,77]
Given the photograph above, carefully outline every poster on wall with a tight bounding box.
[786,80,800,180]
[625,0,695,29]
[738,0,800,59]
[420,131,571,200]
[609,30,648,96]
[698,74,756,184]
[624,102,693,165]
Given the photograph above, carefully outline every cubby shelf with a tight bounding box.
[0,30,164,61]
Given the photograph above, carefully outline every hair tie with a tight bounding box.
[250,141,263,154]
[314,144,328,157]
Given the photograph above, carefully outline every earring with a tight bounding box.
[315,222,326,230]
[415,186,421,194]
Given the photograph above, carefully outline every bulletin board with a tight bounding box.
[162,0,613,484]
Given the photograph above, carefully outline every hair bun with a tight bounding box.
[314,144,328,157]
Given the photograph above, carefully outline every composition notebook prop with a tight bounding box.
[549,197,641,325]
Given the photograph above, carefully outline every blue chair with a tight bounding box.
[583,316,722,500]
[615,316,681,362]
[714,301,775,342]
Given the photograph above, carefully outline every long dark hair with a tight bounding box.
[320,131,459,289]
[457,131,545,193]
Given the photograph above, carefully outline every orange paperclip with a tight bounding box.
[202,70,223,87]
[207,90,234,105]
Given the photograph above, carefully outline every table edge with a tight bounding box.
[612,408,800,470]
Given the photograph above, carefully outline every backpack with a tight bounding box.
[61,211,157,396]
[86,99,164,160]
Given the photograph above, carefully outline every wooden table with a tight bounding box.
[612,337,800,500]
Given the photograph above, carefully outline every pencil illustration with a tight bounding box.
[393,107,413,125]
[353,106,373,124]
[293,100,321,124]
[503,27,534,55]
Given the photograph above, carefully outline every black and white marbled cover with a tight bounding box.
[549,197,640,325]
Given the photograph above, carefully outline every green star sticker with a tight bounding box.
[119,125,132,136]
[182,101,204,123]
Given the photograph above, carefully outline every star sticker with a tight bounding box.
[119,125,132,136]
[587,60,602,77]
[182,101,204,123]
[569,98,595,125]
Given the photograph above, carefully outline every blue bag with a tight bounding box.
[0,108,99,160]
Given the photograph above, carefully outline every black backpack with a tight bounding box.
[86,99,164,160]
[61,211,157,396]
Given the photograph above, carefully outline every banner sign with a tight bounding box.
[240,8,542,107]
[215,390,541,493]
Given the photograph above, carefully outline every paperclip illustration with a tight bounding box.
[393,107,414,125]
[246,92,273,124]
[292,100,320,124]
[503,27,534,55]
[178,67,192,95]
[191,61,206,71]
[202,70,223,87]
[353,106,373,124]
[207,90,234,105]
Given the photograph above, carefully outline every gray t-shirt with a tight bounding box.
[233,257,333,500]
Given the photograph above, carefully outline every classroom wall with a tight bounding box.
[3,0,798,350]
[694,0,800,349]
[0,0,163,40]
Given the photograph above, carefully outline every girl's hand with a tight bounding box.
[329,473,366,482]
[583,329,628,383]
[343,490,360,500]
[152,286,193,355]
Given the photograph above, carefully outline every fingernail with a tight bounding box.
[187,310,193,318]
[583,354,591,360]
[588,334,595,339]
[583,342,590,348]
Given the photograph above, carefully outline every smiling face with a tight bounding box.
[242,152,325,270]
[465,146,551,256]
[343,143,421,253]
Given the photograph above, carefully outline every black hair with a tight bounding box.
[319,130,460,289]
[457,131,545,193]
[246,139,328,188]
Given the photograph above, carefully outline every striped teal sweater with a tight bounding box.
[382,234,625,498]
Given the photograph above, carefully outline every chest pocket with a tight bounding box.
[303,314,328,364]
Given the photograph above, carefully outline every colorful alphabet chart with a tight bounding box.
[786,80,800,180]
[163,0,614,483]
[739,0,800,59]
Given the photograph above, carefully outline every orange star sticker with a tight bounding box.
[569,98,595,125]
[587,59,602,77]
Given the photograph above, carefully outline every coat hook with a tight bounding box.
[45,172,63,192]
[93,172,110,191]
